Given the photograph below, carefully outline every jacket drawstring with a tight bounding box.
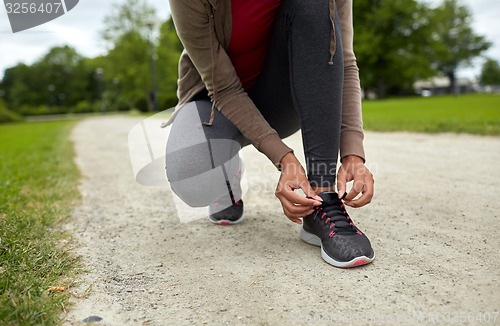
[329,0,336,65]
[203,0,216,126]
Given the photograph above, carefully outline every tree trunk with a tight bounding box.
[377,78,387,99]
[447,69,457,96]
[145,89,154,112]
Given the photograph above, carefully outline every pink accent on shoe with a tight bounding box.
[351,260,367,267]
[325,218,331,223]
[214,202,219,206]
[356,230,362,235]
[322,212,326,218]
[220,221,231,226]
[330,224,335,228]
[329,231,335,237]
[235,201,241,206]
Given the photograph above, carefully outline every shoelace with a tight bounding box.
[213,162,243,207]
[311,194,362,238]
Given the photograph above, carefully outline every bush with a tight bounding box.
[158,94,179,111]
[0,100,23,123]
[16,104,61,116]
[70,100,102,113]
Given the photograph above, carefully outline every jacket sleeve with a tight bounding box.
[336,0,366,161]
[169,0,293,166]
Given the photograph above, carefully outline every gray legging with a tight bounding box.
[166,0,344,207]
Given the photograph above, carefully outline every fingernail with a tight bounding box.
[314,195,323,201]
[314,201,322,206]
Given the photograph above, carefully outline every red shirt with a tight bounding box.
[227,0,281,89]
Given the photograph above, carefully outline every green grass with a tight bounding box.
[362,94,500,135]
[0,121,81,325]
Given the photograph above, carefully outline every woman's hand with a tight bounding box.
[336,155,374,207]
[275,153,322,224]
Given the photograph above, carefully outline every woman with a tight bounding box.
[164,0,375,268]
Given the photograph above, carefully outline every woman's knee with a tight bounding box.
[167,162,234,207]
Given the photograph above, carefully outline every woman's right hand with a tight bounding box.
[275,153,323,224]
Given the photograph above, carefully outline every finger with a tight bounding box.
[346,173,374,208]
[282,189,321,207]
[344,185,361,202]
[344,173,365,202]
[279,193,316,214]
[282,200,315,216]
[345,192,371,207]
[336,167,346,199]
[275,191,315,220]
[300,180,322,203]
[283,207,304,224]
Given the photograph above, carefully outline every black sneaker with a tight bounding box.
[208,160,244,225]
[301,191,374,268]
[209,199,244,225]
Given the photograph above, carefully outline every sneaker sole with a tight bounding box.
[208,211,245,225]
[300,228,375,268]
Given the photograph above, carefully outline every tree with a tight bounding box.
[431,0,491,94]
[102,0,155,43]
[156,18,183,109]
[101,0,158,112]
[2,64,39,111]
[353,0,436,97]
[33,46,91,107]
[2,46,96,114]
[1,0,183,115]
[480,59,500,86]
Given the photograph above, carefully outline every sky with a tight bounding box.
[0,0,499,81]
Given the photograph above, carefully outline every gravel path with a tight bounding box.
[65,116,499,325]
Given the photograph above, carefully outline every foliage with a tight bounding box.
[480,59,500,86]
[0,121,81,325]
[89,0,183,112]
[2,47,100,115]
[353,0,490,97]
[0,0,183,115]
[0,99,23,123]
[100,0,157,112]
[353,0,436,97]
[156,19,183,110]
[102,31,153,111]
[101,0,156,43]
[429,0,491,93]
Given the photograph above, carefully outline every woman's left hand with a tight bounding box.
[336,155,374,207]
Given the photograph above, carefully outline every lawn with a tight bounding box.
[0,121,81,325]
[362,94,500,135]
